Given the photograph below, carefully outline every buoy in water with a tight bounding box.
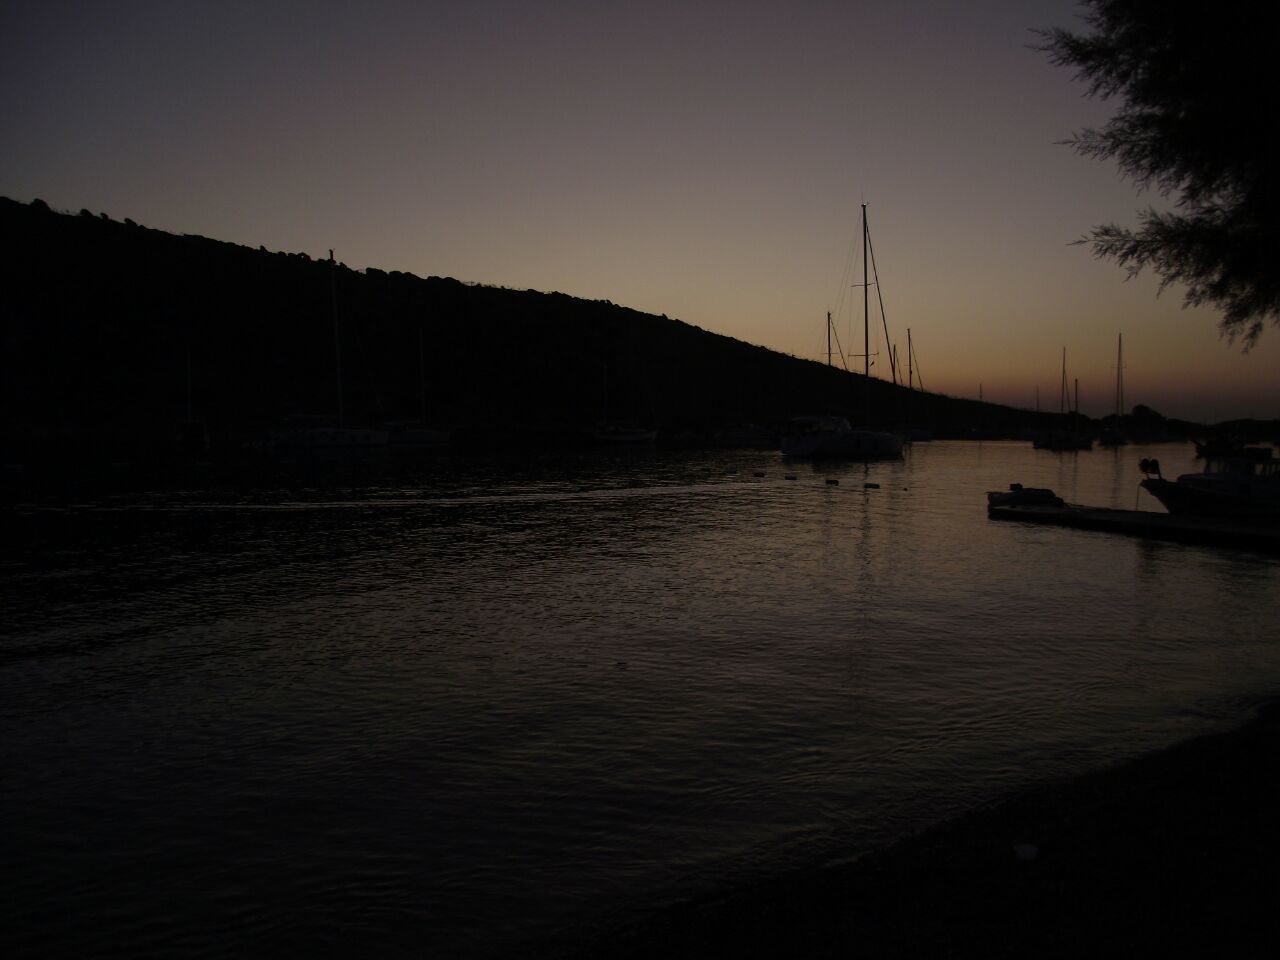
[753,471,765,478]
[864,482,880,489]
[825,478,839,485]
[784,474,797,481]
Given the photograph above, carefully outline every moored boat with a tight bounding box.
[787,202,903,461]
[1140,450,1280,519]
[269,416,389,448]
[1193,437,1247,459]
[591,425,657,445]
[1033,429,1093,451]
[1033,348,1092,450]
[264,250,390,449]
[781,415,902,460]
[986,483,1064,508]
[987,482,1280,552]
[386,420,450,447]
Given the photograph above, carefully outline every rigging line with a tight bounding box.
[864,219,898,385]
[831,214,861,319]
[828,201,866,358]
[909,335,924,392]
[829,315,850,370]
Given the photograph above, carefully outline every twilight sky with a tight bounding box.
[3,0,1275,422]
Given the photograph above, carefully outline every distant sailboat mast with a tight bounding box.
[1099,332,1128,446]
[1059,347,1068,416]
[329,249,344,428]
[1114,333,1125,421]
[849,203,893,386]
[419,325,428,422]
[862,204,869,381]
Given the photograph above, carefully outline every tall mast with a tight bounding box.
[330,249,344,427]
[827,311,832,367]
[1059,347,1067,415]
[1115,333,1124,419]
[862,203,869,381]
[419,325,427,422]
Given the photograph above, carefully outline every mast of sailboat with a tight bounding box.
[329,249,344,428]
[862,203,870,424]
[419,325,427,422]
[185,327,194,423]
[1059,347,1068,416]
[862,203,869,381]
[1114,333,1124,420]
[827,311,832,367]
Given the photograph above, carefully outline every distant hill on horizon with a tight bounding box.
[0,197,1210,465]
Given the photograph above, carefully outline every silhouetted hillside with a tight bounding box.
[0,197,1158,464]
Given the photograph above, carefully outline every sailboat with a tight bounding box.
[386,325,451,447]
[1098,333,1126,447]
[782,203,903,460]
[1032,348,1092,451]
[272,251,388,448]
[590,358,658,445]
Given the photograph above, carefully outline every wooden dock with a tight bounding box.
[987,501,1280,553]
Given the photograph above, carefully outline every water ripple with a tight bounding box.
[3,443,1279,956]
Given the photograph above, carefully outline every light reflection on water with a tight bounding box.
[3,441,1279,957]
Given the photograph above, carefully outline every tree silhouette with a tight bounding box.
[1041,0,1279,344]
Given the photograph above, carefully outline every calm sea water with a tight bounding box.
[4,441,1279,957]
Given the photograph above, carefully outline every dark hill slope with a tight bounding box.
[1,197,1059,462]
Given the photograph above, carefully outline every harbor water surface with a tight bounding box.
[4,441,1279,956]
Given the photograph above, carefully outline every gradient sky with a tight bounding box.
[3,0,1275,422]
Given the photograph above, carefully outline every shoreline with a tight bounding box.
[534,702,1280,959]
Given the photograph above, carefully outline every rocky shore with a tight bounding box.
[550,702,1280,959]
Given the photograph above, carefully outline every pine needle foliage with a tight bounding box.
[1040,0,1279,345]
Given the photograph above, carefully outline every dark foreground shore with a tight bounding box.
[538,703,1280,959]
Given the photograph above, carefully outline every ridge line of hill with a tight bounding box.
[2,196,1223,464]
